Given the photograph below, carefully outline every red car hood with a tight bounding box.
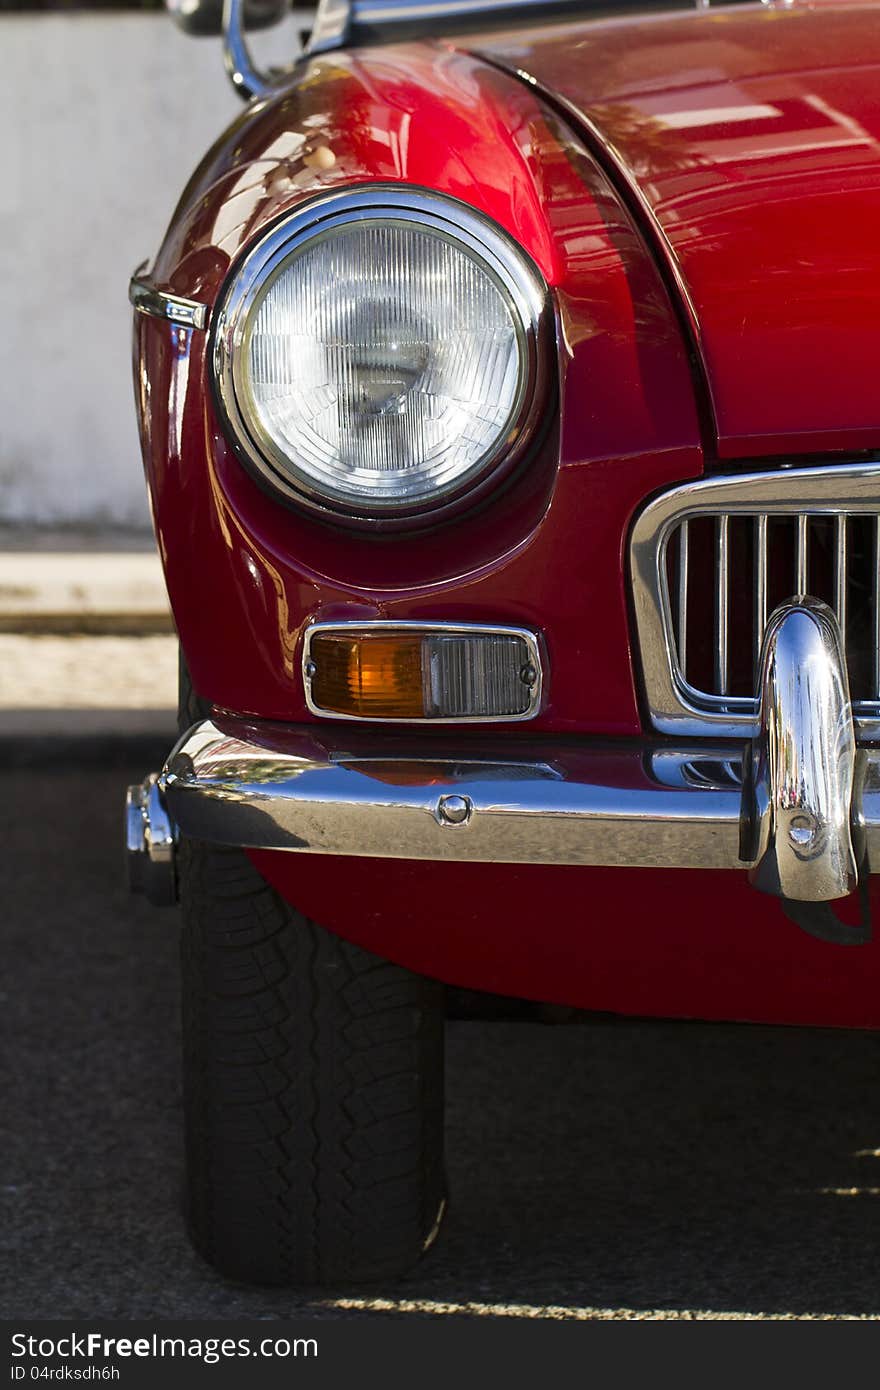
[474,0,880,458]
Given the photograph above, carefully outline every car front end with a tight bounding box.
[125,0,880,1283]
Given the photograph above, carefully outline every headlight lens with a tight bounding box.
[214,189,547,522]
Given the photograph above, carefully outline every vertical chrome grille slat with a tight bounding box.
[678,519,689,676]
[835,514,847,658]
[716,515,729,696]
[630,461,880,737]
[796,513,809,595]
[665,503,879,716]
[755,514,768,667]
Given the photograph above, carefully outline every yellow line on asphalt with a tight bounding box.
[322,1297,878,1321]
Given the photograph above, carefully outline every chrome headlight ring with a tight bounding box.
[210,184,551,528]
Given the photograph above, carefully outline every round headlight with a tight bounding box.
[212,187,548,524]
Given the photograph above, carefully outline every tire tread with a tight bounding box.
[180,837,445,1284]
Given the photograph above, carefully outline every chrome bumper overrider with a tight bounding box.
[126,601,880,915]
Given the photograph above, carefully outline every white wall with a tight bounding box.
[1,12,303,529]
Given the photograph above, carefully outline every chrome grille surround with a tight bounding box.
[629,462,880,739]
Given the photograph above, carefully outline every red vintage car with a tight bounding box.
[126,0,880,1285]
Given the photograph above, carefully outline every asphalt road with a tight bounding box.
[3,743,880,1321]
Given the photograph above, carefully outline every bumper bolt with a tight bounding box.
[788,812,817,850]
[436,794,472,826]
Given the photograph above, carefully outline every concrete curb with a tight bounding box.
[0,552,171,634]
[0,614,174,634]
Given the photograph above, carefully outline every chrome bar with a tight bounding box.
[835,514,848,655]
[125,775,177,907]
[161,721,746,871]
[128,716,880,885]
[129,269,210,331]
[755,514,768,665]
[677,520,689,675]
[306,0,352,52]
[796,513,809,595]
[715,515,729,695]
[746,600,857,902]
[222,0,271,99]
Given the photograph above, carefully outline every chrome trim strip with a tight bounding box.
[163,720,745,868]
[306,0,352,52]
[630,462,880,739]
[129,269,210,331]
[147,716,880,872]
[306,0,720,54]
[835,513,848,658]
[211,185,550,526]
[715,514,729,696]
[347,0,613,18]
[677,517,689,674]
[222,0,270,100]
[126,774,177,906]
[745,600,858,902]
[755,513,768,663]
[302,620,544,723]
[796,512,809,595]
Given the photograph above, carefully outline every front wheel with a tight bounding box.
[179,837,446,1285]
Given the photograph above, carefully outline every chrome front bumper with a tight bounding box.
[126,601,880,912]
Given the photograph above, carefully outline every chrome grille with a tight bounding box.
[629,463,880,739]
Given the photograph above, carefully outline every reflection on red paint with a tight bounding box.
[480,2,880,456]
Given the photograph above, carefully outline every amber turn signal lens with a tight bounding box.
[305,626,541,722]
[309,633,427,718]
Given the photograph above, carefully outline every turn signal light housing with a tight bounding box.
[304,623,543,723]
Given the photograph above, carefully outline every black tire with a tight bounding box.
[176,655,446,1285]
[178,646,210,734]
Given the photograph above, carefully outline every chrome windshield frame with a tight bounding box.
[306,0,733,53]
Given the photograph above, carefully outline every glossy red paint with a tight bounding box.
[251,850,880,1030]
[477,1,880,458]
[137,45,701,732]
